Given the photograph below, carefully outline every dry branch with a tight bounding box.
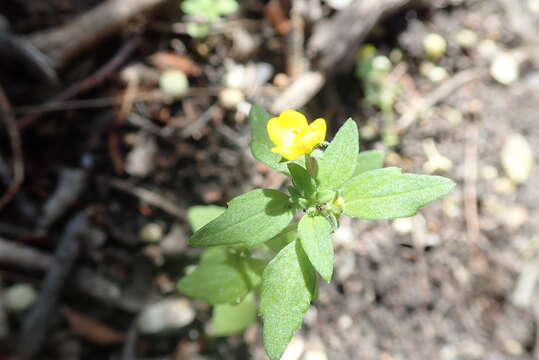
[308,0,425,73]
[17,212,92,358]
[271,0,427,112]
[27,0,169,68]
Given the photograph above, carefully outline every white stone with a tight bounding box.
[423,33,447,60]
[159,70,189,98]
[324,0,353,10]
[4,284,36,313]
[138,298,195,334]
[501,133,533,183]
[490,53,519,85]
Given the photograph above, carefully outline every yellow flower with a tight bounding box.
[267,110,326,160]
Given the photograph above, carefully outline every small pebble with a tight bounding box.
[490,53,519,85]
[501,205,528,230]
[138,298,195,334]
[159,70,189,98]
[494,177,516,194]
[480,165,499,180]
[455,29,478,49]
[139,222,164,243]
[219,88,245,109]
[393,218,413,235]
[423,33,447,60]
[324,0,353,10]
[304,350,329,360]
[478,39,500,59]
[528,0,539,14]
[4,284,36,313]
[501,133,533,183]
[420,62,448,83]
[224,65,246,89]
[281,336,305,360]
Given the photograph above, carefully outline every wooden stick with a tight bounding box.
[27,0,169,68]
[17,212,91,358]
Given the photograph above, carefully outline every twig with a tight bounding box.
[27,0,169,68]
[0,237,51,271]
[0,277,8,339]
[0,239,142,312]
[181,105,220,138]
[270,0,428,113]
[18,37,141,130]
[105,178,185,218]
[464,121,479,243]
[307,0,425,72]
[37,168,88,230]
[121,318,140,360]
[286,0,307,78]
[12,87,220,115]
[396,68,485,134]
[0,86,24,210]
[270,72,326,114]
[17,211,92,358]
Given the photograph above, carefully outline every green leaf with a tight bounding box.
[178,248,264,305]
[216,0,239,16]
[287,163,316,198]
[260,241,316,360]
[189,189,294,247]
[265,225,297,253]
[298,215,334,282]
[211,292,256,336]
[355,150,384,175]
[317,119,359,190]
[187,205,226,232]
[340,167,456,220]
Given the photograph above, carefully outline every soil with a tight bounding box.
[1,0,538,359]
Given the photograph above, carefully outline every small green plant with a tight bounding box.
[181,0,239,38]
[179,106,455,359]
[355,45,400,147]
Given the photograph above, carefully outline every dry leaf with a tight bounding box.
[62,307,126,345]
[149,52,202,76]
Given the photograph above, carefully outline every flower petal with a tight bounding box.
[267,110,308,147]
[271,146,302,160]
[297,118,326,150]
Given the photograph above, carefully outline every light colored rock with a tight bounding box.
[393,217,413,235]
[528,0,539,14]
[160,224,187,257]
[304,350,328,360]
[138,298,195,334]
[480,165,499,180]
[4,284,36,313]
[224,64,247,89]
[422,138,453,173]
[219,88,245,109]
[501,133,534,183]
[125,133,157,177]
[139,222,164,243]
[281,336,305,360]
[455,29,478,49]
[478,39,500,59]
[420,62,448,83]
[490,53,519,85]
[159,70,189,98]
[501,205,528,230]
[494,177,516,194]
[423,33,447,60]
[324,0,353,10]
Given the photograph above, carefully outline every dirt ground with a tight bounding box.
[0,0,538,359]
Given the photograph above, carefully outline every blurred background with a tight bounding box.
[0,0,537,359]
